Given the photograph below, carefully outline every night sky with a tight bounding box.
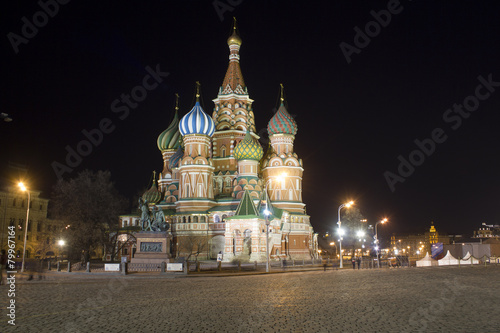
[2,1,500,240]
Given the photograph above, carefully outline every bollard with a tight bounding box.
[48,261,51,271]
[86,262,91,273]
[67,261,71,272]
[458,257,461,268]
[302,259,305,266]
[161,261,166,273]
[121,262,127,275]
[484,255,487,267]
[292,260,295,267]
[184,261,188,274]
[196,261,200,272]
[218,261,222,272]
[238,261,241,271]
[254,261,258,270]
[57,261,61,272]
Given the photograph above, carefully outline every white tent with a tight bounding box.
[416,252,438,267]
[459,251,480,265]
[438,250,459,266]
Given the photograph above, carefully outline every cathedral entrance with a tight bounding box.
[210,235,225,259]
[243,229,252,256]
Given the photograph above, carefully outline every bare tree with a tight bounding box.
[51,170,127,261]
[177,235,208,261]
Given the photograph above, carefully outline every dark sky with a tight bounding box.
[2,1,500,240]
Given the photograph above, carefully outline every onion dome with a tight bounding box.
[179,83,215,137]
[234,131,264,161]
[267,86,298,136]
[227,28,242,46]
[157,96,181,151]
[168,146,184,171]
[142,177,161,204]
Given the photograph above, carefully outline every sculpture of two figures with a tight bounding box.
[138,198,169,232]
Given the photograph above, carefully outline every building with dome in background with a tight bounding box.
[121,23,318,262]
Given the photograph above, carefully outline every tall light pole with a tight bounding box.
[263,174,286,273]
[264,204,271,273]
[58,240,65,261]
[374,218,387,268]
[18,182,30,273]
[337,201,354,268]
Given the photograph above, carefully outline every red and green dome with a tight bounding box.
[267,103,297,136]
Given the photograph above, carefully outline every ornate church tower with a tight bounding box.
[262,86,305,214]
[233,131,264,199]
[212,19,256,196]
[157,94,181,194]
[178,83,216,212]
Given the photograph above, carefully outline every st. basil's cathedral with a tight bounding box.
[131,23,318,262]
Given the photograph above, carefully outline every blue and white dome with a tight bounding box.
[179,101,215,137]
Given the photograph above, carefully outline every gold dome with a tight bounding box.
[227,30,242,46]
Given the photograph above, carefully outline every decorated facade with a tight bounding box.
[142,23,318,262]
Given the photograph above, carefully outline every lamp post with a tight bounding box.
[58,240,65,261]
[18,182,30,273]
[374,218,387,268]
[264,205,271,273]
[337,201,354,269]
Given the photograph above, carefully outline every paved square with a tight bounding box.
[1,266,499,332]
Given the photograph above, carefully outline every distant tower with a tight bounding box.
[262,85,305,214]
[157,94,181,194]
[429,221,438,244]
[178,82,216,212]
[212,18,256,194]
[233,131,264,199]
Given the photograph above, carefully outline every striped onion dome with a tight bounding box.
[267,103,298,136]
[179,101,215,137]
[157,110,181,151]
[234,131,263,161]
[142,180,161,204]
[168,146,184,171]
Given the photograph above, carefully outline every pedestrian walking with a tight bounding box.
[352,257,356,269]
[0,249,7,285]
[357,257,361,270]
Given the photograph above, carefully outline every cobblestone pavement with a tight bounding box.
[1,266,499,333]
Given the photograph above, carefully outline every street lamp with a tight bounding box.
[18,182,30,273]
[330,242,337,258]
[337,201,354,268]
[374,218,387,268]
[264,207,271,273]
[58,240,65,261]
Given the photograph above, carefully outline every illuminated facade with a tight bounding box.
[148,24,318,261]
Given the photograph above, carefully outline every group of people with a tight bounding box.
[352,257,362,269]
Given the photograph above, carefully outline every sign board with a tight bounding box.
[217,253,223,262]
[121,257,128,263]
[105,263,120,272]
[167,263,183,272]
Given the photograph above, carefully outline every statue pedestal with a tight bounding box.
[131,231,172,264]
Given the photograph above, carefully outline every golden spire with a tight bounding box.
[227,17,242,46]
[195,81,200,102]
[175,93,179,111]
[152,170,157,183]
[280,83,285,104]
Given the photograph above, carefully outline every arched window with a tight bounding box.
[214,214,220,223]
[200,216,206,223]
[222,214,227,222]
[193,216,199,223]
